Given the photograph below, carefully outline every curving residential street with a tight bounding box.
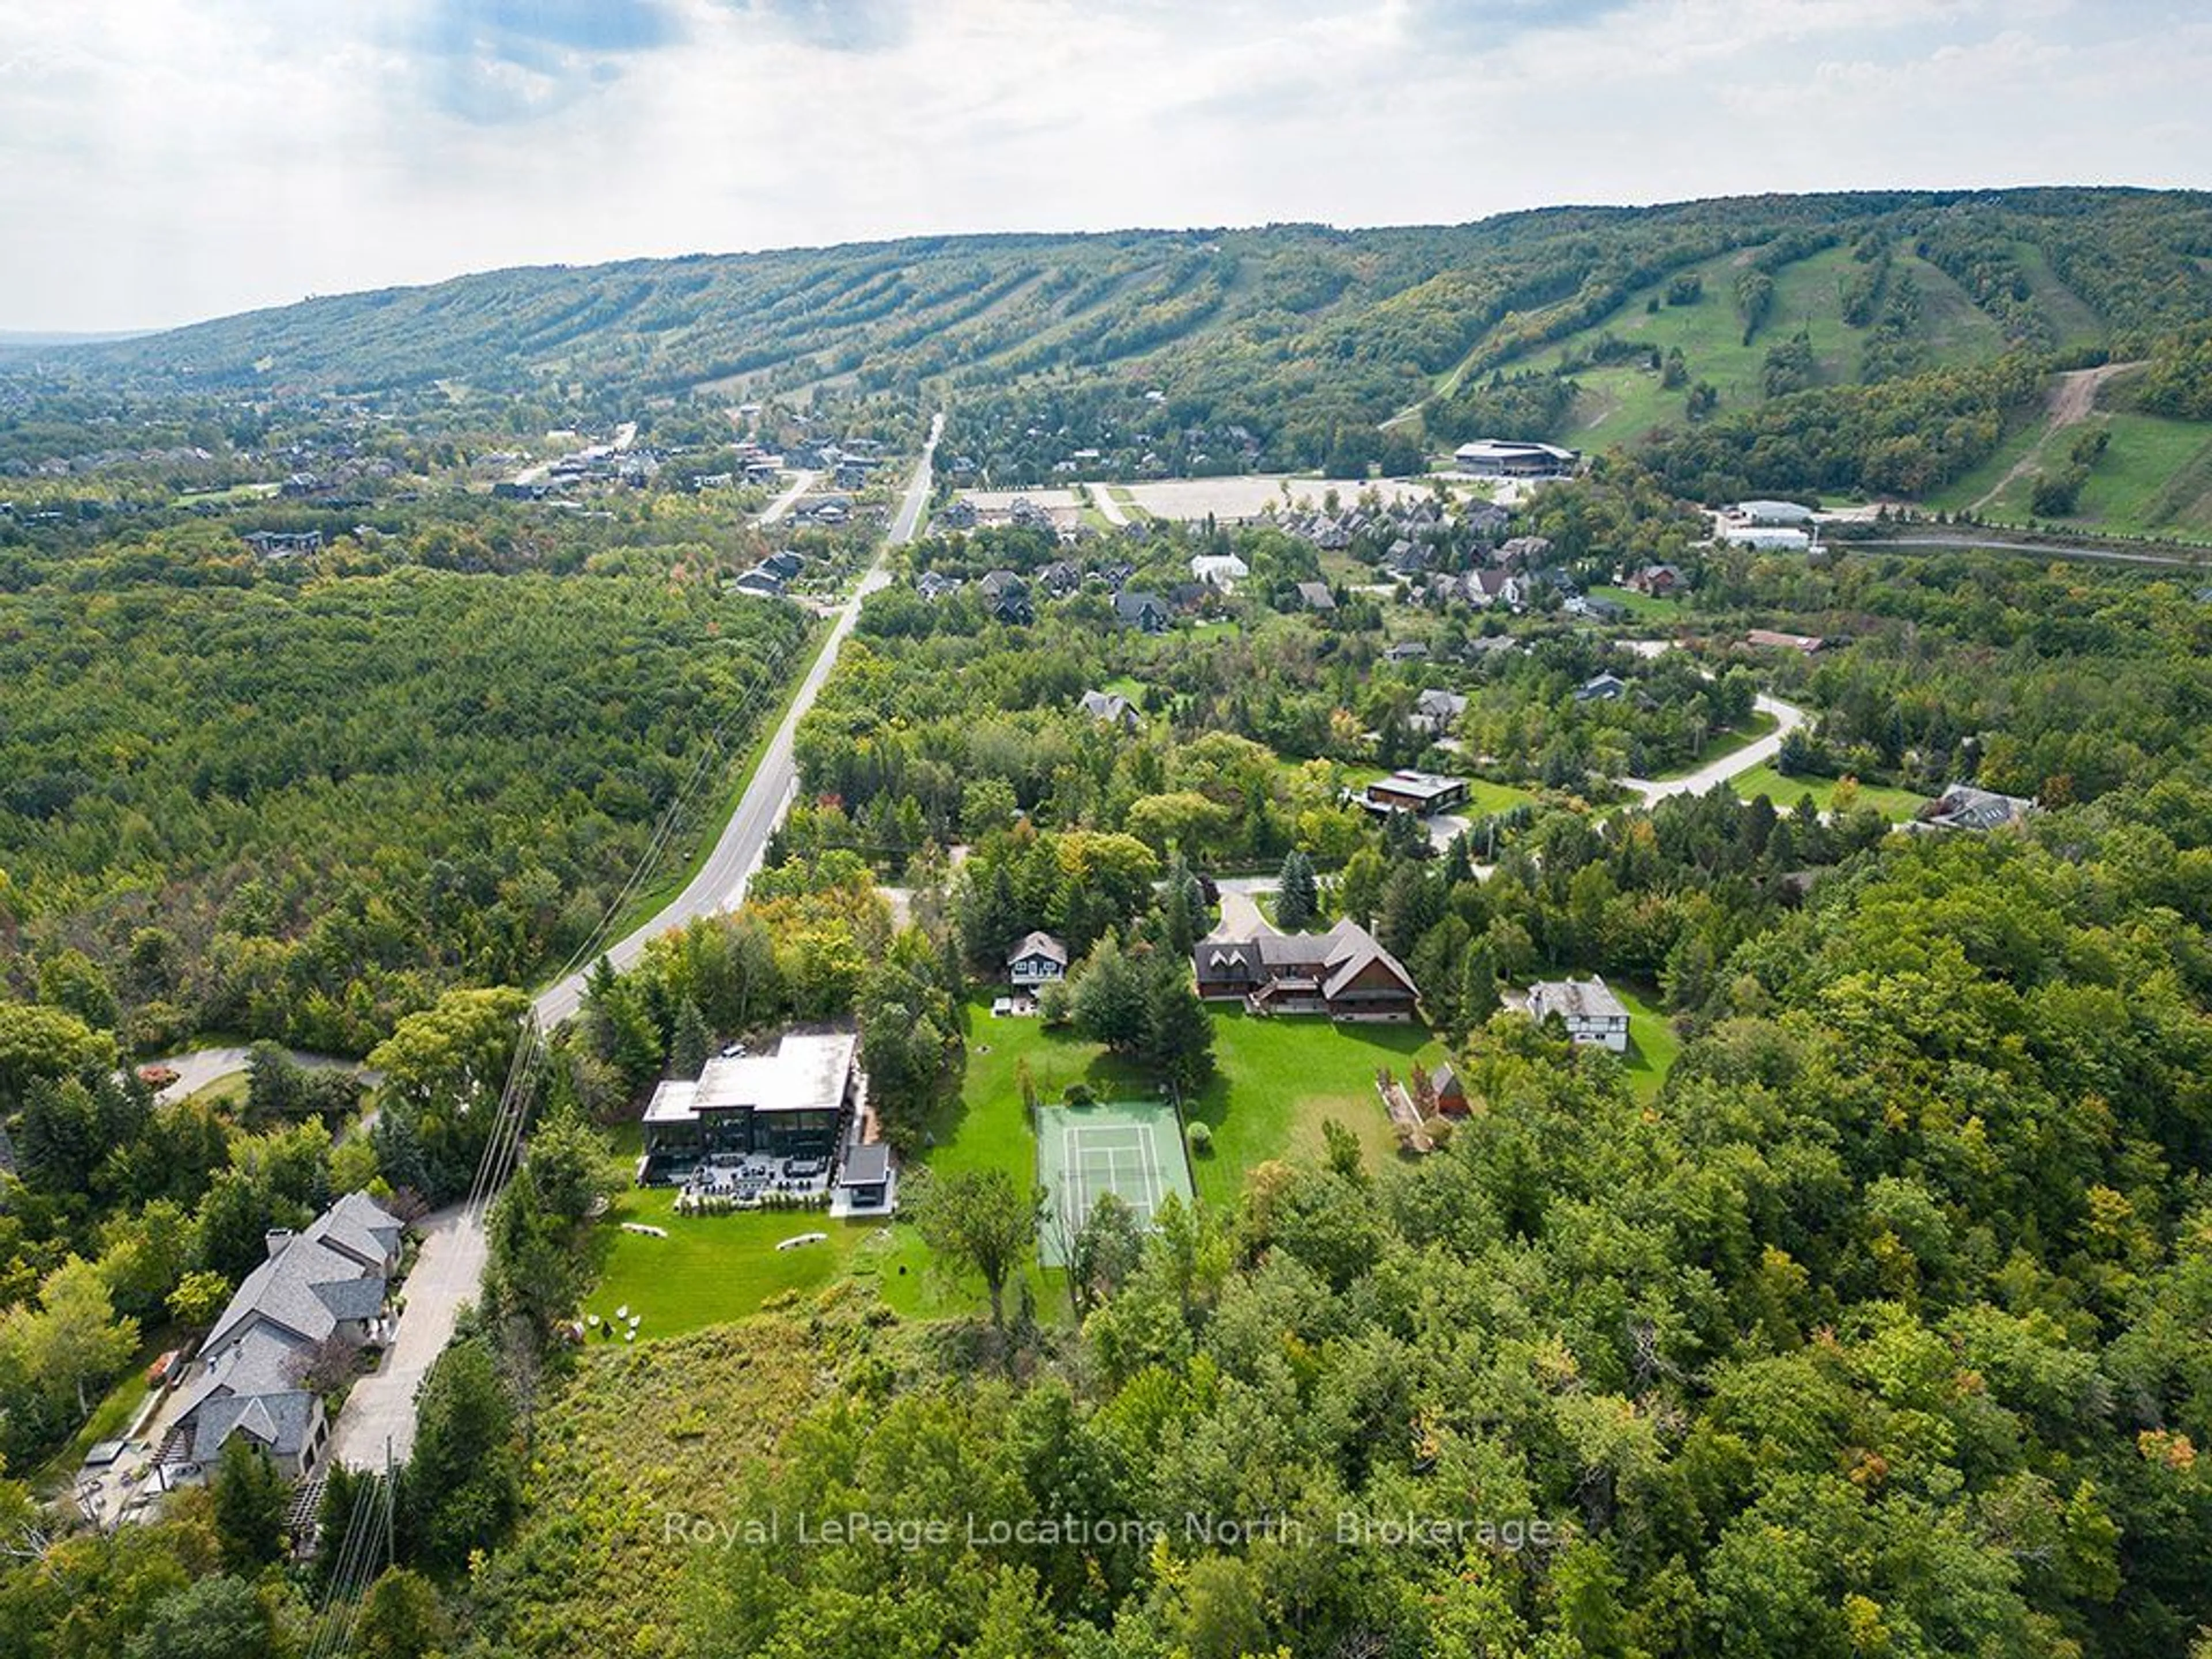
[1622,692,1806,804]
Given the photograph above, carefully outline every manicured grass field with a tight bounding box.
[1609,980,1680,1103]
[1586,583,1681,621]
[592,995,1457,1334]
[1460,778,1543,815]
[1729,763,1929,822]
[1182,1011,1447,1206]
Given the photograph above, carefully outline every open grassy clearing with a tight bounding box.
[1523,241,2010,453]
[1729,763,1930,821]
[1609,980,1679,1103]
[1182,1011,1446,1206]
[1585,582,1683,620]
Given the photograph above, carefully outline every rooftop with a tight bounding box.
[645,1032,859,1124]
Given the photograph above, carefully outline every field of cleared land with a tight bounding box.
[1493,239,2012,454]
[961,475,1456,525]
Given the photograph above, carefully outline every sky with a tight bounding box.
[1,0,2207,333]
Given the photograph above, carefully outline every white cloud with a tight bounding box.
[0,0,2203,330]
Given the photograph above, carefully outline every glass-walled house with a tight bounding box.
[641,1032,861,1179]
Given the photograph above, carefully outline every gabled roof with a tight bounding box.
[1529,976,1629,1022]
[203,1196,399,1357]
[1009,930,1069,967]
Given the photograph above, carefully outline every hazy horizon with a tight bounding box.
[5,0,2210,334]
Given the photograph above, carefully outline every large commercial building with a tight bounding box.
[1452,439,1579,479]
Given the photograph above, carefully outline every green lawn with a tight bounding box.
[1585,584,1680,621]
[1609,980,1680,1103]
[1645,710,1778,781]
[591,997,1453,1333]
[1460,778,1542,815]
[1182,1011,1447,1206]
[1730,763,1929,822]
[1930,402,2212,542]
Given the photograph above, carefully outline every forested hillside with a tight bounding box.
[23,189,2212,495]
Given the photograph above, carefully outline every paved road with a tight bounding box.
[1623,692,1805,804]
[328,1204,488,1471]
[756,468,818,525]
[532,412,942,1029]
[143,1045,375,1106]
[1089,483,1128,528]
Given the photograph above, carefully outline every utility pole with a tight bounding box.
[383,1437,396,1570]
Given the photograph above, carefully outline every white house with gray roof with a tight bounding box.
[1525,976,1631,1052]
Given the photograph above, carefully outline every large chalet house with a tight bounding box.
[1194,917,1421,1022]
[168,1191,403,1480]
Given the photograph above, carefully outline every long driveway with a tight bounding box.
[1622,692,1805,804]
[532,412,941,1029]
[756,468,818,525]
[328,1205,488,1471]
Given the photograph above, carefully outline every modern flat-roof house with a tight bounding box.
[1194,917,1421,1022]
[168,1191,402,1481]
[1363,769,1470,816]
[1007,930,1070,989]
[1453,439,1579,479]
[1526,976,1631,1052]
[642,1033,862,1176]
[835,1142,895,1213]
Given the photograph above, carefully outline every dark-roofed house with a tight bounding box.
[1526,976,1631,1052]
[1363,769,1469,816]
[1921,783,2037,832]
[1194,918,1421,1022]
[1411,687,1468,735]
[1114,590,1169,632]
[1007,930,1070,990]
[978,570,1033,624]
[168,1192,403,1480]
[1575,672,1628,702]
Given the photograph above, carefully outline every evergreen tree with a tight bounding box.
[668,997,710,1079]
[211,1438,289,1571]
[1276,850,1318,931]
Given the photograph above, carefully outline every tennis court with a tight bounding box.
[1035,1099,1195,1266]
